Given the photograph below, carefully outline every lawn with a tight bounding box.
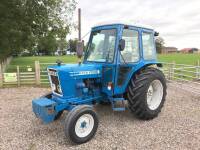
[5,53,200,72]
[9,53,200,65]
[6,55,78,72]
[158,53,200,65]
[3,53,200,84]
[9,55,78,66]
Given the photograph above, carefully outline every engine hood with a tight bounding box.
[47,63,102,98]
[47,63,102,79]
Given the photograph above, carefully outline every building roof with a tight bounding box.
[180,48,198,52]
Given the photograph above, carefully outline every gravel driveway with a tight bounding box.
[0,84,200,150]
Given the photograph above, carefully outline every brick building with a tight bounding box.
[161,47,178,54]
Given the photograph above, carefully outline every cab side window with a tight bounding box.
[121,29,139,63]
[142,32,155,60]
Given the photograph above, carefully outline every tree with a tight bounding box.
[0,0,77,60]
[68,39,78,52]
[57,38,68,51]
[37,33,58,55]
[155,37,165,53]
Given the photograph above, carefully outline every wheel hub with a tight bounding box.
[147,80,163,110]
[75,114,94,138]
[81,121,87,128]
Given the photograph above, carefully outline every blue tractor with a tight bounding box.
[32,23,167,144]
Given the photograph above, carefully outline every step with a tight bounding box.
[112,97,125,101]
[110,97,126,111]
[112,107,126,111]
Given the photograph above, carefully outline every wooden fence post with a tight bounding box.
[17,66,20,86]
[35,61,41,86]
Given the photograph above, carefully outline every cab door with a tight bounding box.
[114,27,141,95]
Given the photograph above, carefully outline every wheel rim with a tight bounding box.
[147,80,163,110]
[75,114,94,138]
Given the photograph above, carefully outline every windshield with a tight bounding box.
[85,29,116,62]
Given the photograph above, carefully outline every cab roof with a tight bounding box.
[92,21,154,31]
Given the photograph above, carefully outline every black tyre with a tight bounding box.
[64,105,99,144]
[54,110,63,120]
[126,67,167,120]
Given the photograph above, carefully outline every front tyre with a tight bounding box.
[64,105,98,144]
[127,67,167,120]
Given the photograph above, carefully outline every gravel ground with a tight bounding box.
[0,84,200,150]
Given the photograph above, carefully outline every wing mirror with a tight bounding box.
[119,39,125,51]
[76,40,84,58]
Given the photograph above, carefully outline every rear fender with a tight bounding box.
[114,62,162,95]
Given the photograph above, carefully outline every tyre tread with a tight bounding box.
[126,67,167,120]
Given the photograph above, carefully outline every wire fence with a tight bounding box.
[0,61,200,96]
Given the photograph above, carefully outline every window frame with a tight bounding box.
[141,31,156,60]
[84,28,118,63]
[120,28,140,63]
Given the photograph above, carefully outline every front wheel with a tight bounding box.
[126,67,167,120]
[64,105,98,144]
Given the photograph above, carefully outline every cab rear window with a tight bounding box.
[142,32,155,60]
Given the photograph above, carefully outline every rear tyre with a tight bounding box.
[64,105,98,144]
[126,67,167,120]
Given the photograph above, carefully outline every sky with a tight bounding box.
[69,0,200,49]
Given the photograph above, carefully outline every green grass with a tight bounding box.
[9,53,200,66]
[3,54,199,85]
[158,53,200,65]
[10,55,78,66]
[6,53,200,72]
[6,55,78,72]
[158,54,200,81]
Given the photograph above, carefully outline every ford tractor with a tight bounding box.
[32,23,167,144]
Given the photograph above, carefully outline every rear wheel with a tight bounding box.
[126,67,167,120]
[64,105,98,144]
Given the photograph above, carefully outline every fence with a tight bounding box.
[160,61,200,95]
[0,61,200,95]
[0,61,57,87]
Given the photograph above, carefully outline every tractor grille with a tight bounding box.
[48,68,63,96]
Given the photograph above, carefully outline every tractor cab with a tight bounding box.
[83,24,160,95]
[32,23,166,144]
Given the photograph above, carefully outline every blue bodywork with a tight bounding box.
[32,24,161,123]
